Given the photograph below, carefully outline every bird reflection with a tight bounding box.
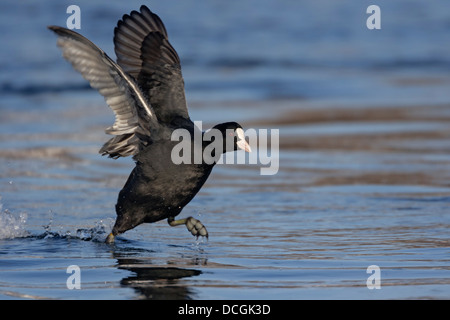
[116,256,205,300]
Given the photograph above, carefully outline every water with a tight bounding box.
[1,0,450,299]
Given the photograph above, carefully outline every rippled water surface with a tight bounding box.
[1,0,450,299]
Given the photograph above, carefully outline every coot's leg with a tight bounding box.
[167,216,208,239]
[105,233,115,244]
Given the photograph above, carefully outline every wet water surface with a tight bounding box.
[1,99,449,299]
[1,0,450,299]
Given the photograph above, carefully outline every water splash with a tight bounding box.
[0,201,29,239]
[75,221,109,242]
[0,198,112,242]
[38,219,112,242]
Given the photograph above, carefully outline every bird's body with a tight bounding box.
[114,136,214,234]
[49,6,250,243]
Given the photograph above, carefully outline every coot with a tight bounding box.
[49,5,251,243]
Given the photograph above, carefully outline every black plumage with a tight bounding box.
[48,5,250,243]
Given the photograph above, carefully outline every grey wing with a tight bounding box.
[48,26,159,158]
[114,5,190,124]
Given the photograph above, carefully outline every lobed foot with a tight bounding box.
[168,216,208,239]
[185,217,208,238]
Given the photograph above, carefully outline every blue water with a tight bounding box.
[1,0,450,299]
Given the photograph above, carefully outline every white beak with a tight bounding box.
[236,128,251,152]
[237,139,251,152]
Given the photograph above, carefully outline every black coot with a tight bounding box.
[49,5,251,243]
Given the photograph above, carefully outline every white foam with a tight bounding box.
[0,200,29,239]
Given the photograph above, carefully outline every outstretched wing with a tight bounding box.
[114,5,190,124]
[48,26,159,158]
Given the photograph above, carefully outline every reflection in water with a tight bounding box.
[116,256,204,300]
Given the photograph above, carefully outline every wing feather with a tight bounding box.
[48,26,158,158]
[114,5,190,124]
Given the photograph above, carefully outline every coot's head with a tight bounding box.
[210,122,251,153]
